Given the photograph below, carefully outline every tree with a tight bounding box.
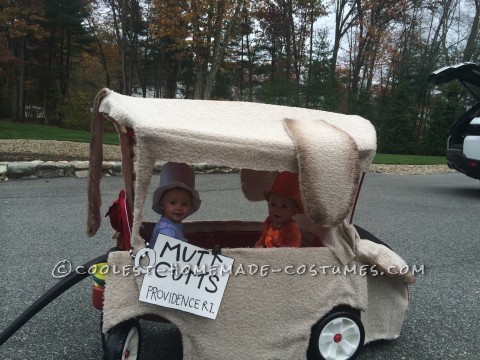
[330,0,358,79]
[377,79,417,154]
[150,0,242,100]
[40,0,95,125]
[0,0,45,122]
[252,0,285,99]
[299,0,326,107]
[423,82,466,154]
[86,1,117,89]
[102,0,145,95]
[463,0,480,61]
[304,29,344,110]
[345,0,408,114]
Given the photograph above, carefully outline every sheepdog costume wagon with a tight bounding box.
[0,88,415,360]
[87,89,415,360]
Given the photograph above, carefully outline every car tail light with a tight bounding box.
[466,161,477,167]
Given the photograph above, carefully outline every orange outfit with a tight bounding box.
[255,216,302,248]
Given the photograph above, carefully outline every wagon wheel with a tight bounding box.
[100,312,106,352]
[103,319,141,360]
[308,309,365,360]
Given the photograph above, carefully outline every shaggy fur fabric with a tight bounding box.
[104,222,410,359]
[94,91,376,173]
[284,118,360,227]
[87,88,111,237]
[240,169,278,202]
[102,248,369,360]
[110,119,135,211]
[356,239,416,285]
[361,270,410,343]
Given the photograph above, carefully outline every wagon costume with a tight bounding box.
[81,89,416,360]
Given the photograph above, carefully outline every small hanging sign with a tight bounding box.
[137,234,234,320]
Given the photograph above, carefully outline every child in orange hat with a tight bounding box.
[254,171,304,248]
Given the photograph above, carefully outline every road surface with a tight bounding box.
[0,173,479,359]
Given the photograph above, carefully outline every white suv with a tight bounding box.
[428,62,480,179]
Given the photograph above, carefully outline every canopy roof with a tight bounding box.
[88,89,377,249]
[98,90,376,172]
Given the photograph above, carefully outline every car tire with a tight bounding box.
[308,309,365,360]
[103,319,141,360]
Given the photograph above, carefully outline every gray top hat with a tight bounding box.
[152,162,201,215]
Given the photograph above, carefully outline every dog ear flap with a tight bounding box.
[240,169,278,202]
[283,118,360,227]
[87,88,111,237]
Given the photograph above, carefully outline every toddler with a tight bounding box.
[149,162,201,248]
[255,171,304,248]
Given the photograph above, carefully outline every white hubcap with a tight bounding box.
[122,327,140,360]
[318,317,361,360]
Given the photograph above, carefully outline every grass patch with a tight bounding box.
[0,119,119,145]
[373,153,446,165]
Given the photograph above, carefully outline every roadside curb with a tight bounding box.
[0,162,456,181]
[0,161,238,181]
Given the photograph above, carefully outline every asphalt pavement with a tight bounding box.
[0,173,479,359]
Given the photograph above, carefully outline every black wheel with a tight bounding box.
[308,309,365,360]
[103,319,141,360]
[100,312,106,352]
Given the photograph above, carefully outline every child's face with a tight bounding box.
[267,193,298,228]
[160,188,193,223]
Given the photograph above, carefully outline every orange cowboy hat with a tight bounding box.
[263,171,305,214]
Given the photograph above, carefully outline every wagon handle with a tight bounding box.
[0,252,110,347]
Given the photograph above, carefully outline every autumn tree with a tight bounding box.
[0,0,45,122]
[305,29,344,110]
[101,0,145,95]
[251,0,323,105]
[39,0,96,125]
[86,1,122,89]
[373,0,465,153]
[236,2,258,101]
[301,0,326,107]
[344,0,410,115]
[463,0,480,62]
[147,0,190,98]
[422,81,466,155]
[150,0,242,100]
[251,0,286,103]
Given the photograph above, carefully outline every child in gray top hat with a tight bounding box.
[149,162,201,248]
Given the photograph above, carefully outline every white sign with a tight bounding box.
[137,234,234,320]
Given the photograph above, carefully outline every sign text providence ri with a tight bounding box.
[137,234,234,320]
